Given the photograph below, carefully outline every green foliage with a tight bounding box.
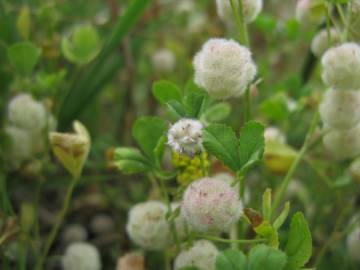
[132,116,167,165]
[61,24,101,65]
[285,212,312,270]
[238,121,265,173]
[216,249,247,270]
[216,245,287,270]
[248,245,287,270]
[114,147,152,174]
[203,121,264,173]
[7,42,41,75]
[202,102,231,123]
[152,80,182,104]
[203,124,240,171]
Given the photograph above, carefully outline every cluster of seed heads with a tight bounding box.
[320,43,360,160]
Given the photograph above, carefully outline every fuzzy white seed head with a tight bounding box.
[213,173,251,204]
[193,38,257,99]
[321,43,360,90]
[151,48,176,74]
[323,125,360,160]
[346,226,360,262]
[8,94,46,130]
[126,201,171,250]
[216,0,263,24]
[295,0,325,25]
[168,119,203,156]
[62,242,101,270]
[182,177,243,233]
[264,126,286,143]
[319,89,360,129]
[174,240,219,270]
[311,28,340,57]
[5,126,32,168]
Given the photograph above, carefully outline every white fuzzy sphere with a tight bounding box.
[8,94,46,130]
[5,126,32,168]
[126,201,171,250]
[216,0,263,24]
[295,0,325,25]
[151,48,176,74]
[193,38,256,99]
[311,28,340,57]
[182,177,243,232]
[264,126,286,143]
[321,43,360,90]
[346,226,360,262]
[168,118,203,156]
[62,242,101,270]
[174,240,219,270]
[319,89,360,129]
[323,125,360,160]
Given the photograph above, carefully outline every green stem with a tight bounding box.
[271,111,319,215]
[35,177,77,270]
[229,0,250,46]
[197,234,265,244]
[150,173,181,253]
[344,0,354,41]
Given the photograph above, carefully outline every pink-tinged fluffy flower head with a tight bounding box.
[182,177,243,232]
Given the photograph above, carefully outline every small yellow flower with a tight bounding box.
[49,121,90,178]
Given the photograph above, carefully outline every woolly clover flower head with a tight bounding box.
[174,240,219,270]
[311,28,340,57]
[193,38,256,99]
[5,126,32,168]
[62,242,101,270]
[323,125,360,160]
[264,126,286,143]
[182,177,243,233]
[319,89,360,130]
[213,173,251,204]
[151,48,176,74]
[295,0,325,25]
[321,43,360,90]
[215,0,263,24]
[346,226,360,262]
[126,201,171,250]
[167,118,203,156]
[8,93,46,130]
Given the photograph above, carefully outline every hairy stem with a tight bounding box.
[272,111,320,215]
[35,177,77,270]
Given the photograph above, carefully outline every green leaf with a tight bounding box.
[152,80,182,104]
[238,121,265,172]
[203,124,239,171]
[202,102,231,123]
[61,24,101,65]
[7,42,41,75]
[132,117,167,163]
[166,100,188,119]
[184,92,208,118]
[216,249,247,270]
[248,244,287,270]
[285,212,312,270]
[254,220,279,248]
[154,135,167,168]
[178,267,201,270]
[262,188,272,221]
[114,147,152,174]
[273,202,290,230]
